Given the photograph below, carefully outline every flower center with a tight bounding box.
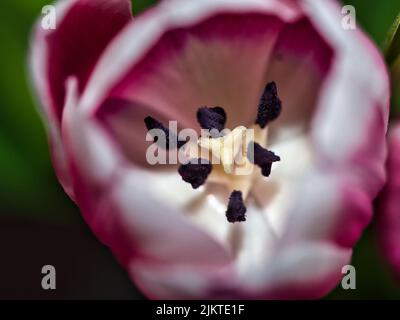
[145,82,282,223]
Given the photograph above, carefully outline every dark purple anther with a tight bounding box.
[226,190,247,223]
[178,159,212,189]
[144,116,186,149]
[197,106,227,132]
[255,82,282,128]
[247,141,280,177]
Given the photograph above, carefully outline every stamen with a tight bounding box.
[144,116,186,149]
[247,141,280,177]
[197,106,227,132]
[226,190,247,223]
[255,82,282,128]
[178,159,212,189]
[146,85,283,224]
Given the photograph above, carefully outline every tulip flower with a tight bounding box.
[30,0,390,299]
[378,124,400,279]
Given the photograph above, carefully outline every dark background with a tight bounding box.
[0,0,399,299]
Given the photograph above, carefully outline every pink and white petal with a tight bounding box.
[30,0,132,123]
[128,241,350,299]
[276,169,373,249]
[259,0,388,285]
[66,96,230,249]
[264,0,389,269]
[104,168,233,267]
[239,0,389,295]
[61,94,233,276]
[30,0,132,194]
[81,0,301,115]
[30,0,75,124]
[109,12,283,129]
[129,260,235,300]
[378,125,400,279]
[61,78,124,194]
[244,242,351,299]
[68,161,236,284]
[228,169,364,298]
[76,0,302,165]
[302,0,389,193]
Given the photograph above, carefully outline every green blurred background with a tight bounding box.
[0,0,399,299]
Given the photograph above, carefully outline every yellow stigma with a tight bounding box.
[198,126,248,174]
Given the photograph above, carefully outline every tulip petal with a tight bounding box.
[81,0,301,115]
[246,242,351,299]
[305,0,389,185]
[30,0,132,195]
[378,125,400,279]
[247,0,389,295]
[110,12,281,128]
[108,169,233,266]
[31,0,132,122]
[266,17,333,142]
[62,99,233,273]
[77,0,302,165]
